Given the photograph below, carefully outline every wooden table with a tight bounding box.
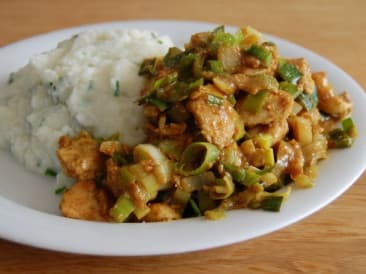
[0,0,365,273]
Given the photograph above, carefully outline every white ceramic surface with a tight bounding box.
[0,20,365,256]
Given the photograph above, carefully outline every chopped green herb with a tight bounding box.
[8,72,15,85]
[151,32,163,44]
[146,96,170,111]
[114,80,120,97]
[54,186,67,195]
[45,168,57,177]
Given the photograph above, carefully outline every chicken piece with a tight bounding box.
[143,203,181,222]
[273,140,304,180]
[187,85,240,148]
[312,72,352,118]
[99,141,123,156]
[233,73,279,95]
[236,89,294,127]
[60,180,112,222]
[57,131,104,181]
[287,58,315,94]
[103,158,124,197]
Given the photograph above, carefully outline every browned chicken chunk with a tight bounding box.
[103,158,124,197]
[143,203,181,222]
[60,180,112,222]
[236,89,294,127]
[312,72,352,118]
[57,131,104,181]
[187,87,240,148]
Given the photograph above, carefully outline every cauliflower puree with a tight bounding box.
[0,29,173,174]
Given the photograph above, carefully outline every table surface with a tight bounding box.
[0,0,365,273]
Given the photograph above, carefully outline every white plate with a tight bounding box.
[0,20,366,256]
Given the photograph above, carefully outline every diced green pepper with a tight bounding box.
[246,44,273,67]
[297,91,318,111]
[279,81,301,98]
[260,196,283,212]
[342,117,355,134]
[278,62,302,83]
[243,90,268,113]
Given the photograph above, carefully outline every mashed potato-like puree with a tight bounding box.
[0,29,173,174]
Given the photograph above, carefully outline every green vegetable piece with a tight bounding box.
[139,58,158,76]
[178,142,220,176]
[54,186,66,195]
[110,195,136,222]
[163,47,184,68]
[260,196,283,212]
[173,189,191,205]
[208,60,224,74]
[189,198,202,217]
[227,94,236,105]
[114,80,120,97]
[111,152,128,166]
[165,78,203,103]
[207,94,224,106]
[146,96,170,111]
[243,90,268,113]
[329,128,353,148]
[223,163,246,183]
[211,25,236,52]
[342,117,355,134]
[297,91,318,111]
[198,191,216,212]
[45,168,57,177]
[246,44,273,67]
[278,62,302,83]
[243,170,261,187]
[279,81,301,98]
[119,166,136,185]
[158,139,185,161]
[233,117,245,141]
